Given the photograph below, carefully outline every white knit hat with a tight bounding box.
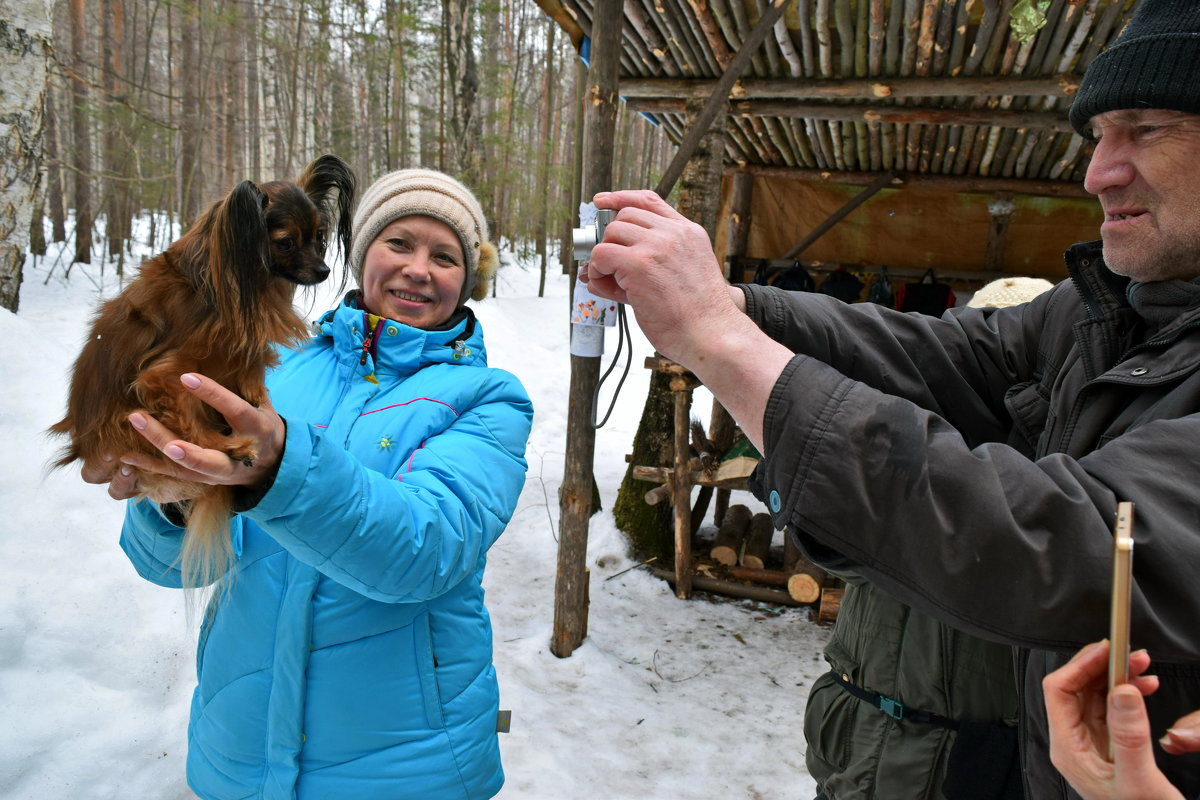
[349,168,498,304]
[967,277,1055,309]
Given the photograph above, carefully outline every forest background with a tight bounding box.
[0,0,677,312]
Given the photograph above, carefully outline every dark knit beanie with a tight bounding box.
[1069,0,1200,137]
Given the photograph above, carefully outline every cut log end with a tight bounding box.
[786,572,822,604]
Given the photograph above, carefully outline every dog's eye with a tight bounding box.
[316,230,328,250]
[276,236,295,253]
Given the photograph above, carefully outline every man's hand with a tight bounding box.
[580,190,791,451]
[1044,639,1184,800]
[583,190,747,366]
[85,373,286,501]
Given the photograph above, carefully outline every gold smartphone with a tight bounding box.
[1108,501,1135,759]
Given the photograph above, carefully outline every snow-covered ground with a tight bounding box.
[0,229,830,799]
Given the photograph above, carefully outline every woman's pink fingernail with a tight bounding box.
[119,465,131,477]
[129,413,147,430]
[181,373,201,389]
[164,444,185,460]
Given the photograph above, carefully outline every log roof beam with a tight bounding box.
[619,74,1080,101]
[626,97,1076,134]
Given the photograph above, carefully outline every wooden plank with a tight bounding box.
[633,463,753,490]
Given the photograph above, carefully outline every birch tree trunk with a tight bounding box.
[0,0,51,311]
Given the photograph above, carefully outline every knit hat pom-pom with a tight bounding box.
[472,241,499,301]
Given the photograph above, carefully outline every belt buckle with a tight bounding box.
[880,696,904,720]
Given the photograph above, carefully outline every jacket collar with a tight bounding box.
[1065,239,1200,356]
[315,294,487,377]
[1065,240,1131,320]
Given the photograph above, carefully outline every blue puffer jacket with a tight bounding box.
[119,297,533,799]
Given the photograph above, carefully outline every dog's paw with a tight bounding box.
[223,437,259,469]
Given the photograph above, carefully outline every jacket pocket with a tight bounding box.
[1004,380,1050,453]
[803,669,860,775]
[414,611,445,729]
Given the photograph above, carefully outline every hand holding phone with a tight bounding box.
[1108,501,1135,760]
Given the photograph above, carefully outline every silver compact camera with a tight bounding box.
[572,208,616,262]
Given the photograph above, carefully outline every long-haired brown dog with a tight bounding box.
[50,153,356,588]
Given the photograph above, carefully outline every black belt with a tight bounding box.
[829,669,959,730]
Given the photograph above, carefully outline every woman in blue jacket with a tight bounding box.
[100,168,533,799]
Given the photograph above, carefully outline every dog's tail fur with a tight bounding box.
[179,487,237,591]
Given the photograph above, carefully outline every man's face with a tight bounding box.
[1084,109,1200,282]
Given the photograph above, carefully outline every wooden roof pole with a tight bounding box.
[654,0,792,197]
[552,0,623,659]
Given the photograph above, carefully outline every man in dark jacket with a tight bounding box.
[582,1,1200,797]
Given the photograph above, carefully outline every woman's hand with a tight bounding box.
[84,373,286,501]
[1044,639,1184,800]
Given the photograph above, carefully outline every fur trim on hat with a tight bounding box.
[472,241,498,301]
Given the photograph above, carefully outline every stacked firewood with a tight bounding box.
[705,503,844,625]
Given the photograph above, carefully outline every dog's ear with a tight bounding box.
[210,180,270,318]
[298,154,356,264]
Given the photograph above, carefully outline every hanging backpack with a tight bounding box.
[819,268,865,303]
[867,267,894,308]
[773,262,816,292]
[897,269,956,316]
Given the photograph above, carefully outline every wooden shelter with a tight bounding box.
[539,0,1135,656]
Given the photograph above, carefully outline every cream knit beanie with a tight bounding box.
[967,277,1055,309]
[349,168,498,304]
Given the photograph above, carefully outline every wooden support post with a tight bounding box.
[725,171,754,281]
[552,0,622,659]
[984,192,1014,274]
[711,171,751,524]
[783,171,896,260]
[672,381,693,598]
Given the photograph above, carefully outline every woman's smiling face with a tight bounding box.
[360,216,466,328]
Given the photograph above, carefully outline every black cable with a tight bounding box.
[591,303,633,429]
